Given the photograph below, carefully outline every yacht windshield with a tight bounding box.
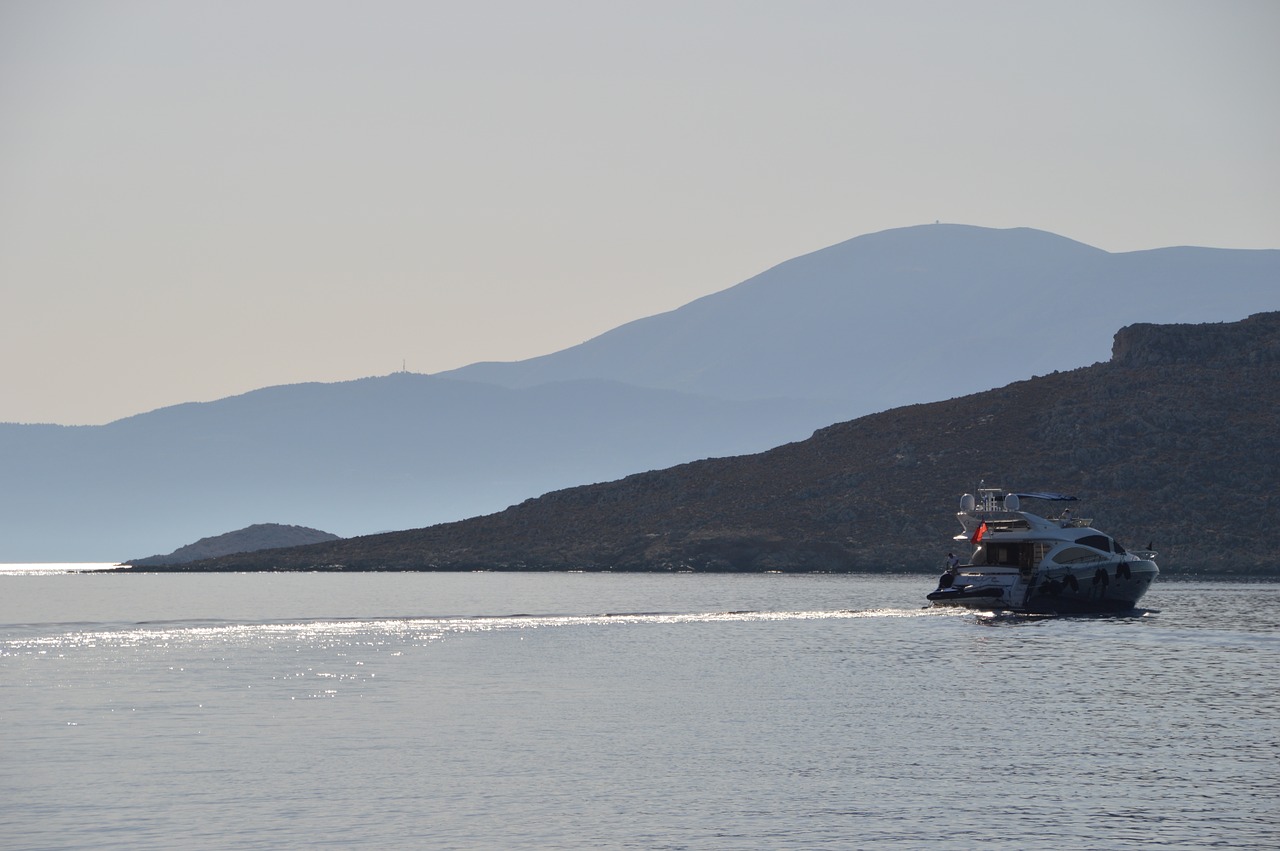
[1075,534,1113,553]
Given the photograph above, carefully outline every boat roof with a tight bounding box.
[958,488,1095,540]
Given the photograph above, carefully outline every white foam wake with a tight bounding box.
[4,606,939,652]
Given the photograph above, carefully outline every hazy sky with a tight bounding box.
[3,1,1277,425]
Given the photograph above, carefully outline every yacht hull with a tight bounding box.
[928,560,1158,614]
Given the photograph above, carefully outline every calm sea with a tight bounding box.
[2,570,1276,850]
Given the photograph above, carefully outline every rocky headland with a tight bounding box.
[130,313,1279,576]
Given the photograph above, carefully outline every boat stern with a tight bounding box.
[927,567,1021,610]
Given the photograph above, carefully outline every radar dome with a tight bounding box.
[1003,493,1020,510]
[960,494,975,512]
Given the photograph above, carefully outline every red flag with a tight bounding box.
[970,522,987,544]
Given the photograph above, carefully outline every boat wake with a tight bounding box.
[4,606,933,651]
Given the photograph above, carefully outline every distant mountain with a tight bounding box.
[444,224,1278,411]
[129,523,340,566]
[3,224,1276,563]
[0,375,841,562]
[158,313,1280,576]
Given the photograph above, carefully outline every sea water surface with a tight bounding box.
[2,571,1276,850]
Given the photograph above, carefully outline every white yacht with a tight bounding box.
[927,487,1158,613]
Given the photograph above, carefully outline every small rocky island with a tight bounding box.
[128,523,341,566]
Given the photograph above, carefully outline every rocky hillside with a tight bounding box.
[135,313,1280,576]
[129,523,340,566]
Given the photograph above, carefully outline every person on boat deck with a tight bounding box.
[938,554,959,589]
[1060,509,1072,527]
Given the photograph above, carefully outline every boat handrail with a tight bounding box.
[960,508,1094,528]
[959,509,1024,522]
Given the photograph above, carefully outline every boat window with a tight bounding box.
[982,542,1036,568]
[1075,534,1112,553]
[1113,540,1127,555]
[1053,547,1107,564]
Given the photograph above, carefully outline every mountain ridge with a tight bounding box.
[0,373,842,562]
[441,224,1277,408]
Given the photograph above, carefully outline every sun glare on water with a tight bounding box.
[0,563,124,575]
